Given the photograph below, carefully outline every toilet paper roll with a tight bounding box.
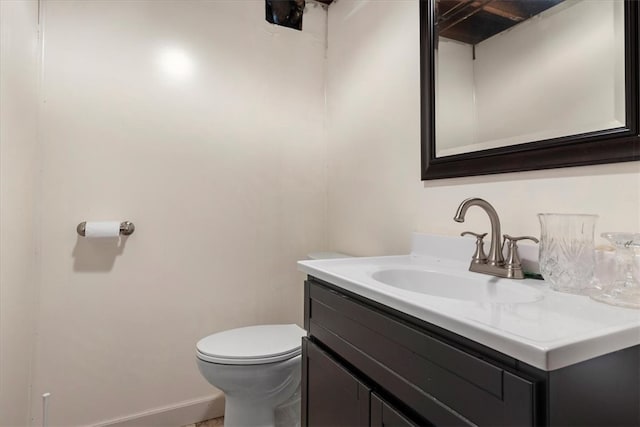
[84,221,121,238]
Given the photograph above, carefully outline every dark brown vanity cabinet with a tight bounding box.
[370,393,416,427]
[303,338,417,427]
[302,277,640,427]
[303,338,371,426]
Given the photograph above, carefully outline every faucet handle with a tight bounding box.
[503,235,539,244]
[461,231,488,264]
[503,235,539,278]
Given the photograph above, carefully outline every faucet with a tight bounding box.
[454,198,538,279]
[454,198,504,266]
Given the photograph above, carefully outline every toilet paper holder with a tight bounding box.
[76,221,135,237]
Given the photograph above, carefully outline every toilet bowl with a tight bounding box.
[196,324,306,427]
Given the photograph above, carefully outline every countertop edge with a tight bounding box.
[298,260,640,372]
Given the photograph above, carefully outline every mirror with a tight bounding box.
[421,0,640,180]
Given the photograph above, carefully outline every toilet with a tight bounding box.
[196,324,306,427]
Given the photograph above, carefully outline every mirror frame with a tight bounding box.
[420,0,640,180]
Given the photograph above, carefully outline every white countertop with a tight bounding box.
[298,233,640,371]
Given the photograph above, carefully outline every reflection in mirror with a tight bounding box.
[435,0,626,157]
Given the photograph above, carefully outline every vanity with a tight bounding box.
[298,234,640,426]
[296,0,640,422]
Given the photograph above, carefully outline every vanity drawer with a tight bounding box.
[305,278,536,427]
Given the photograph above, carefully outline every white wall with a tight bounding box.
[438,0,625,155]
[474,0,624,147]
[31,1,327,425]
[435,38,476,152]
[0,1,40,425]
[326,0,423,255]
[326,0,640,257]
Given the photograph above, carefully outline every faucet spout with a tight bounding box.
[454,198,504,266]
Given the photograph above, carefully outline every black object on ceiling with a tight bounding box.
[266,0,306,30]
[438,0,565,45]
[266,0,333,31]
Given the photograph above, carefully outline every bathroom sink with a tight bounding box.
[299,233,640,371]
[371,268,542,304]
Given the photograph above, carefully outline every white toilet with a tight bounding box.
[196,324,306,427]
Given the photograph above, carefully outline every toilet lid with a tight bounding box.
[196,324,306,365]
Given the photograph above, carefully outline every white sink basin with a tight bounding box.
[298,233,640,371]
[371,268,542,304]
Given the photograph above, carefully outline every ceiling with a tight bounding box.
[438,0,565,44]
[309,0,564,45]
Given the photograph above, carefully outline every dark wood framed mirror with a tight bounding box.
[421,0,640,180]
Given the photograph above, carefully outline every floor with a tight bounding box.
[183,416,224,427]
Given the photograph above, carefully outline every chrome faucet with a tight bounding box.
[454,198,538,279]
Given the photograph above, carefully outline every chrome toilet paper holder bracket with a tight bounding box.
[76,221,135,237]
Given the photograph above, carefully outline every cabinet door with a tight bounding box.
[302,337,370,427]
[371,393,419,427]
[306,279,535,426]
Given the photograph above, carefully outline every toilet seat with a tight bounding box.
[196,324,305,365]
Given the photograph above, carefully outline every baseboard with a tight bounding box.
[94,392,225,427]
